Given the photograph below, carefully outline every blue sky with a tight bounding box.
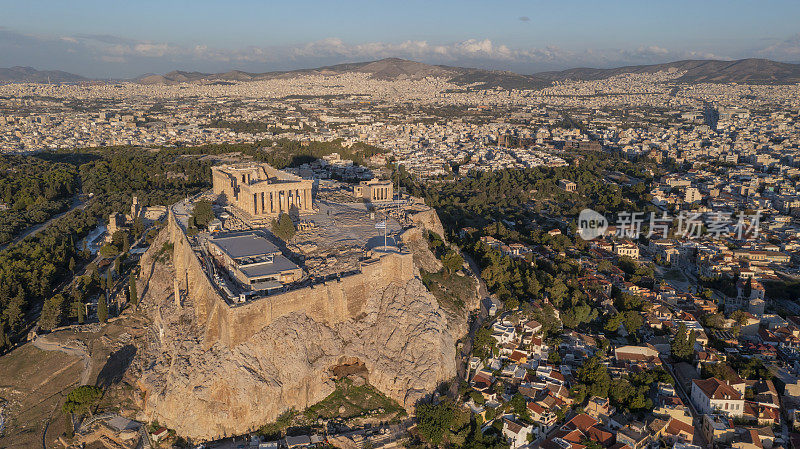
[1,0,799,78]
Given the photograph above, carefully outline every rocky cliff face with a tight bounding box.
[133,215,472,442]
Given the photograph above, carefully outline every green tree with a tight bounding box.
[570,384,588,405]
[578,355,610,398]
[415,401,455,444]
[132,217,145,238]
[609,378,633,406]
[191,200,214,228]
[582,439,604,449]
[75,299,86,324]
[441,250,464,275]
[545,278,568,307]
[271,213,296,241]
[129,276,138,306]
[111,230,127,248]
[604,313,624,333]
[618,256,638,274]
[99,243,119,258]
[597,260,614,273]
[39,293,66,331]
[703,313,725,330]
[62,385,102,418]
[504,298,520,311]
[97,296,108,323]
[731,310,749,326]
[621,311,643,334]
[615,293,644,311]
[4,292,25,331]
[0,322,9,352]
[671,323,695,361]
[561,303,598,329]
[510,393,529,420]
[473,327,495,359]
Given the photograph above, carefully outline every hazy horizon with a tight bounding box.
[2,0,800,78]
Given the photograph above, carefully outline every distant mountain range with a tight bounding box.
[0,66,87,83]
[3,58,800,88]
[130,58,800,89]
[534,58,800,84]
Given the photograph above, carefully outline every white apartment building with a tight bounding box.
[691,377,744,417]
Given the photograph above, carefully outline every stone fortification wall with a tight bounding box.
[167,209,415,348]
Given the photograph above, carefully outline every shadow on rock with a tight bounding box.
[95,344,137,389]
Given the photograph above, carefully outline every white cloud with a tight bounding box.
[289,37,566,64]
[758,33,800,60]
[0,26,775,78]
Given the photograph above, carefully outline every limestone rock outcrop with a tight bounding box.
[401,227,442,273]
[133,212,472,442]
[408,206,446,239]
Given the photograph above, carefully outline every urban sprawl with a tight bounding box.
[3,68,800,449]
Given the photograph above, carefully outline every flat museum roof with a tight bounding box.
[208,232,280,259]
[238,254,300,278]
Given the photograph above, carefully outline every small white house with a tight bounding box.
[502,417,534,448]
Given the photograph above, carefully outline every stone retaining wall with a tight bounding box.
[168,209,416,348]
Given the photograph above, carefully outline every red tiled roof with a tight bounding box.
[585,425,614,444]
[564,413,600,433]
[509,350,527,362]
[666,418,694,437]
[693,377,742,400]
[662,396,685,407]
[528,402,546,414]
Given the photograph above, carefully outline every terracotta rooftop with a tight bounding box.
[693,377,742,400]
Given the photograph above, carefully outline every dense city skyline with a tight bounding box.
[4,3,800,448]
[2,0,800,78]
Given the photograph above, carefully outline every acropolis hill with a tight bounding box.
[130,170,476,441]
[168,204,416,348]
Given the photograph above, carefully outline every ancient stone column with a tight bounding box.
[269,191,275,213]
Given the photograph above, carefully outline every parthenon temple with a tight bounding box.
[212,163,314,217]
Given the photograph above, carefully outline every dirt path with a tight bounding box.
[32,336,92,385]
[31,336,93,449]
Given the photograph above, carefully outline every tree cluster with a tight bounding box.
[271,213,296,241]
[671,323,696,362]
